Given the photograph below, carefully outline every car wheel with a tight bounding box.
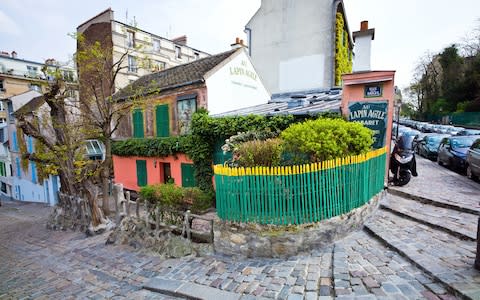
[437,156,443,166]
[467,165,478,180]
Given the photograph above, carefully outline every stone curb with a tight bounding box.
[387,188,480,216]
[363,224,473,300]
[143,277,271,300]
[379,203,476,241]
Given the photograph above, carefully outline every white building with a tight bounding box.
[4,91,60,205]
[77,8,210,94]
[245,0,353,94]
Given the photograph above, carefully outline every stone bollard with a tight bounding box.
[113,183,126,224]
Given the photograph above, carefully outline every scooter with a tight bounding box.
[390,135,418,186]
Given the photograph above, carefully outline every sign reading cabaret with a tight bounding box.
[348,101,388,149]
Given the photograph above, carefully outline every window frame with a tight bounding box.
[127,55,138,73]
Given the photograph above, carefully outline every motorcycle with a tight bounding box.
[390,135,418,186]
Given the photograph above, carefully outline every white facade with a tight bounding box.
[245,0,348,94]
[205,49,271,114]
[77,8,210,93]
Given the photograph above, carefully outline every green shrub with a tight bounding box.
[234,138,283,167]
[280,118,373,162]
[184,187,214,213]
[139,183,185,209]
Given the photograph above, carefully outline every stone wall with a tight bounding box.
[214,191,385,258]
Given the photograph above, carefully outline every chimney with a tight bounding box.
[172,35,187,46]
[352,20,375,72]
[0,51,10,57]
[11,51,17,59]
[230,37,246,50]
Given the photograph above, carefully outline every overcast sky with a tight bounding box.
[1,0,479,92]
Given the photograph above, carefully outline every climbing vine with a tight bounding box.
[335,12,353,86]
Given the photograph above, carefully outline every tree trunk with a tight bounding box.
[101,135,113,215]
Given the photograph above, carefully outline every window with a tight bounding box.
[11,131,18,151]
[0,79,4,91]
[153,60,166,71]
[175,46,182,59]
[0,101,4,111]
[7,102,13,123]
[31,162,37,184]
[27,65,38,77]
[177,95,196,135]
[153,39,160,52]
[127,31,135,48]
[30,84,41,92]
[155,104,169,137]
[128,55,138,73]
[15,157,21,178]
[194,52,200,60]
[85,140,104,161]
[0,162,6,177]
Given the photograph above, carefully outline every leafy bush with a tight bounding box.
[183,187,214,214]
[281,118,373,162]
[221,130,280,153]
[234,138,283,167]
[139,184,185,209]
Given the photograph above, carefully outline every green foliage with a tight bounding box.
[140,183,185,209]
[112,136,192,157]
[281,118,373,162]
[334,12,353,86]
[184,187,214,214]
[221,130,280,153]
[235,138,283,167]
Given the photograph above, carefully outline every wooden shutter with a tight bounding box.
[181,163,196,187]
[132,109,144,138]
[136,160,147,187]
[155,105,170,137]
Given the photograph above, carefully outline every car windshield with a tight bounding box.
[427,136,443,146]
[451,138,474,149]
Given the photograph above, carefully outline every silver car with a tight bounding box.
[466,138,480,181]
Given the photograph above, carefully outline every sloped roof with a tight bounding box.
[114,49,238,101]
[213,88,342,117]
[13,95,45,117]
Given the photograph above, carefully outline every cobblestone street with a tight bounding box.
[1,156,479,299]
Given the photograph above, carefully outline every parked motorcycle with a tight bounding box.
[390,135,418,186]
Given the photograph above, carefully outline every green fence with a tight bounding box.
[214,148,387,225]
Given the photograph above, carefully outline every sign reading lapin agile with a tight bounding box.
[348,101,388,149]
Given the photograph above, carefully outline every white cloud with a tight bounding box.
[0,10,22,35]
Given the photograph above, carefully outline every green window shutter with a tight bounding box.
[133,109,144,138]
[181,163,196,187]
[155,104,170,137]
[136,160,147,187]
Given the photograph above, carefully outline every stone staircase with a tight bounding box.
[363,190,480,300]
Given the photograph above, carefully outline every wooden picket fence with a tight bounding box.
[214,147,387,225]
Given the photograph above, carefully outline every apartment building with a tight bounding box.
[76,8,210,95]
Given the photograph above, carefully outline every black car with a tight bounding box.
[416,134,449,160]
[437,136,477,171]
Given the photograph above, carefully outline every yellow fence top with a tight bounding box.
[214,147,387,176]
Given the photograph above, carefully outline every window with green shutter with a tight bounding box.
[136,160,147,187]
[155,104,170,137]
[132,109,144,138]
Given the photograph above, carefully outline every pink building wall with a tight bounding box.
[341,71,396,178]
[113,154,193,191]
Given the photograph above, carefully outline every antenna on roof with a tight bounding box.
[125,10,128,24]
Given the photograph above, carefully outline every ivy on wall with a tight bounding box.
[334,12,353,86]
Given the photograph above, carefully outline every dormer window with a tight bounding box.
[175,46,182,59]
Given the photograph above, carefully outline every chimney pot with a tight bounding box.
[360,21,369,31]
[11,51,17,58]
[236,37,240,44]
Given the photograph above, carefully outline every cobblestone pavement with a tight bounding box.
[1,155,478,299]
[388,157,480,214]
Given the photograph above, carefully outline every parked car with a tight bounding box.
[446,126,464,135]
[456,129,480,136]
[466,138,480,181]
[437,136,477,171]
[416,134,449,160]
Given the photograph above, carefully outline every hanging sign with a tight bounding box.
[348,101,388,149]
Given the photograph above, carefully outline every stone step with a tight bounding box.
[333,231,457,299]
[388,188,480,216]
[365,210,480,300]
[381,194,478,241]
